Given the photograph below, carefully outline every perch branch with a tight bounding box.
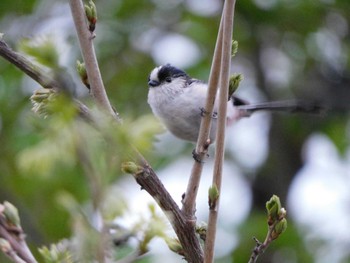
[181,3,225,219]
[204,0,236,262]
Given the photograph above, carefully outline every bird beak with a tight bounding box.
[148,80,160,87]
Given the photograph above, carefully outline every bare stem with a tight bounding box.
[0,39,93,121]
[204,1,236,262]
[248,224,276,263]
[68,0,119,120]
[181,4,225,219]
[0,40,60,90]
[0,217,37,263]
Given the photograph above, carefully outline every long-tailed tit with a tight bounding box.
[147,64,321,143]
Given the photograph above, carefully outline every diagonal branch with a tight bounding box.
[0,40,60,90]
[0,39,93,122]
[135,157,204,263]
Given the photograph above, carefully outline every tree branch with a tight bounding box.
[0,39,93,122]
[0,210,37,263]
[134,158,204,263]
[181,3,225,219]
[204,1,236,262]
[68,0,119,120]
[0,40,60,90]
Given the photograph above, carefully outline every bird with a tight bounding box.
[147,64,322,143]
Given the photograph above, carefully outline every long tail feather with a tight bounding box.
[232,97,327,116]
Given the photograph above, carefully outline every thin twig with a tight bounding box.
[0,40,60,90]
[0,39,93,121]
[248,224,276,263]
[204,1,236,262]
[68,0,119,120]
[0,217,37,263]
[181,4,225,219]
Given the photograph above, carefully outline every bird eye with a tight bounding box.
[165,77,172,83]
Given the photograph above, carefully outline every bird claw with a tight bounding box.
[200,107,208,117]
[192,149,204,163]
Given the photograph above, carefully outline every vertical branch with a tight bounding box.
[69,0,119,120]
[181,7,225,219]
[204,0,236,262]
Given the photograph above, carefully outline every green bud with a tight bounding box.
[76,60,89,89]
[3,201,21,227]
[39,243,73,263]
[76,60,86,76]
[231,40,238,57]
[266,195,282,224]
[208,184,219,209]
[271,218,287,240]
[121,162,141,175]
[196,222,207,241]
[228,73,243,99]
[0,238,11,253]
[30,88,57,117]
[30,88,53,103]
[165,238,184,256]
[85,0,97,32]
[84,5,92,19]
[89,0,97,19]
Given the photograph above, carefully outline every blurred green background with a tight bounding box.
[0,0,349,262]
